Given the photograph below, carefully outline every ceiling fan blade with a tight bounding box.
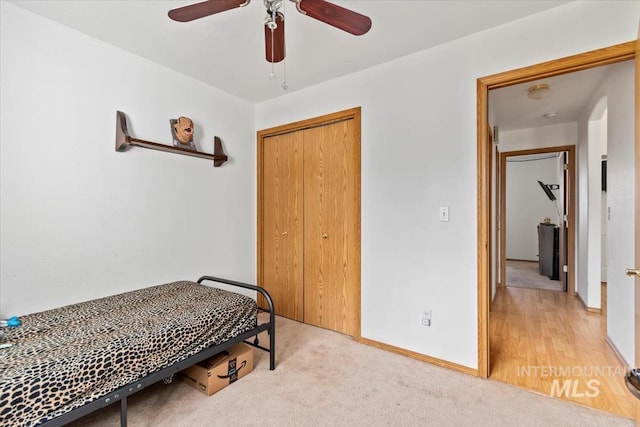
[168,0,247,22]
[299,0,371,36]
[265,12,285,63]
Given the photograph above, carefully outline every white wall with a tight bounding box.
[578,60,635,365]
[255,1,638,369]
[498,122,578,153]
[506,156,562,261]
[0,3,256,316]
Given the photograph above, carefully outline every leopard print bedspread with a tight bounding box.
[0,281,257,427]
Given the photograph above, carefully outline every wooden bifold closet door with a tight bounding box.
[258,109,361,337]
[261,131,304,322]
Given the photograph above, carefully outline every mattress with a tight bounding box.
[0,281,258,427]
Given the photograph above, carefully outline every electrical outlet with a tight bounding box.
[421,310,432,327]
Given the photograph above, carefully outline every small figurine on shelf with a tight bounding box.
[170,116,197,151]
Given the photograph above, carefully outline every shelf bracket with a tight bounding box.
[115,111,228,167]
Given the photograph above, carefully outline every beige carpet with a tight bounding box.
[70,315,632,427]
[506,260,564,292]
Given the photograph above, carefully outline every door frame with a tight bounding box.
[498,146,576,296]
[634,22,640,427]
[257,107,362,339]
[477,41,636,378]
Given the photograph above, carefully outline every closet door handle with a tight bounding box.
[322,233,328,239]
[282,232,288,237]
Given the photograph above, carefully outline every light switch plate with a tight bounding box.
[439,206,449,222]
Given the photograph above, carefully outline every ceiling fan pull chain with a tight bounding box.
[281,0,287,90]
[269,26,276,79]
[282,57,288,90]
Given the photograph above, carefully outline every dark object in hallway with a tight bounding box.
[538,223,559,280]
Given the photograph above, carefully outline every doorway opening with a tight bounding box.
[477,41,636,418]
[499,147,574,295]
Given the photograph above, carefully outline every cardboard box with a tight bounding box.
[181,343,254,396]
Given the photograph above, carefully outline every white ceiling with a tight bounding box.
[10,0,573,105]
[489,65,612,132]
[10,0,622,132]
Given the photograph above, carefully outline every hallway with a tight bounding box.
[489,285,634,418]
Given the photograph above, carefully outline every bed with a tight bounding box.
[0,275,275,427]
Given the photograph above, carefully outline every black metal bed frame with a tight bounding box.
[38,276,275,427]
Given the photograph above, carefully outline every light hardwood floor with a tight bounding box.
[490,285,634,419]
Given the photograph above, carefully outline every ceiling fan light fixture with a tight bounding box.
[527,83,551,100]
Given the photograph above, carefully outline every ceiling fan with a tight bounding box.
[168,0,372,64]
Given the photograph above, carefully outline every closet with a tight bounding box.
[257,108,361,337]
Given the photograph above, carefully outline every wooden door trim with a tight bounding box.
[487,126,493,310]
[499,146,576,297]
[634,22,640,427]
[257,107,362,340]
[561,151,569,293]
[257,108,361,137]
[477,41,635,378]
[498,145,506,289]
[495,144,502,292]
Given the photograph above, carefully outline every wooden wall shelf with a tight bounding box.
[115,111,228,167]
